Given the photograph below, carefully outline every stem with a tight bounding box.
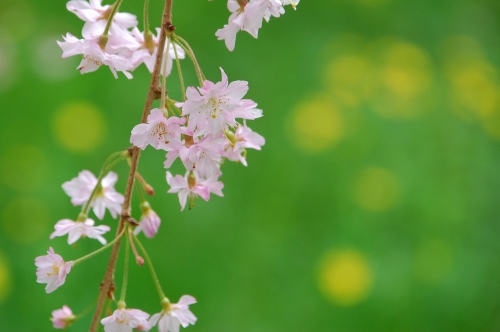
[174,35,205,85]
[143,0,150,34]
[119,231,130,303]
[132,232,166,300]
[75,297,99,320]
[72,227,126,267]
[172,41,186,101]
[161,37,171,112]
[88,1,174,330]
[103,0,123,36]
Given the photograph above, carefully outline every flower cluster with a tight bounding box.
[131,68,265,211]
[216,0,299,51]
[57,0,185,78]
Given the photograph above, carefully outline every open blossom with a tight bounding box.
[51,305,76,329]
[216,0,299,51]
[181,68,249,135]
[134,202,161,238]
[164,133,225,177]
[62,170,124,220]
[50,218,111,245]
[224,125,265,166]
[101,308,151,332]
[57,33,133,79]
[130,108,185,150]
[128,27,185,73]
[35,247,73,293]
[66,0,138,40]
[166,171,224,211]
[149,296,197,332]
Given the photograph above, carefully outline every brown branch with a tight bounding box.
[88,0,174,331]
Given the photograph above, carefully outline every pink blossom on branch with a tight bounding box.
[149,296,197,332]
[130,108,185,151]
[51,305,76,329]
[101,308,151,332]
[50,218,111,245]
[180,68,250,136]
[35,247,73,293]
[134,202,161,238]
[224,125,265,166]
[62,170,124,220]
[166,171,224,211]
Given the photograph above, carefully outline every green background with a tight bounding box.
[1,0,500,331]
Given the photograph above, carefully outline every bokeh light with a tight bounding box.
[0,144,48,192]
[0,251,12,304]
[288,95,344,153]
[53,102,106,153]
[318,249,373,306]
[353,167,400,212]
[2,197,50,244]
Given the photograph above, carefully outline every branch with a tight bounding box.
[88,1,174,330]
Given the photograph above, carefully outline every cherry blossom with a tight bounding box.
[62,170,124,220]
[224,125,265,166]
[50,218,111,245]
[130,108,185,150]
[66,0,138,40]
[134,202,161,238]
[128,28,185,73]
[57,33,133,79]
[149,296,197,332]
[181,68,249,135]
[35,247,73,293]
[166,171,224,211]
[163,134,225,177]
[101,308,151,332]
[51,305,76,329]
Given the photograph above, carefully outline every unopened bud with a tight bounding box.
[135,256,145,266]
[98,34,109,50]
[144,31,155,55]
[144,183,155,196]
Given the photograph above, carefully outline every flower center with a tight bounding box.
[152,122,168,139]
[49,262,61,276]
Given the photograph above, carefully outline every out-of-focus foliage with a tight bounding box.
[1,0,500,331]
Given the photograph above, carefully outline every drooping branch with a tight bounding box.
[88,1,174,331]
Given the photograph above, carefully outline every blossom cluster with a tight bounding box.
[216,0,300,51]
[57,0,185,78]
[130,68,265,211]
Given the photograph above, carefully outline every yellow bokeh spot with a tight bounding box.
[53,102,106,153]
[0,251,12,304]
[353,167,400,211]
[368,41,435,119]
[325,55,372,107]
[414,238,453,284]
[289,96,344,153]
[318,249,373,306]
[2,197,50,244]
[0,144,48,192]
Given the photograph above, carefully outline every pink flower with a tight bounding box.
[51,305,76,329]
[35,247,73,293]
[149,296,197,332]
[224,125,265,166]
[181,68,249,135]
[62,170,124,220]
[166,171,224,211]
[101,308,151,332]
[130,108,185,150]
[164,134,225,178]
[50,218,111,245]
[128,27,185,73]
[66,0,138,40]
[134,202,161,238]
[57,33,133,79]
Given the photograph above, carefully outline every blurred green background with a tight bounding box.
[1,0,500,330]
